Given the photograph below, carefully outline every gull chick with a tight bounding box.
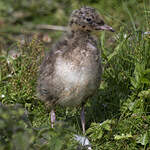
[37,6,114,133]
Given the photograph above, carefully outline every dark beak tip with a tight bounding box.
[111,29,115,32]
[96,24,115,32]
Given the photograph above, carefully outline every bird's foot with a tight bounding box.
[50,109,56,128]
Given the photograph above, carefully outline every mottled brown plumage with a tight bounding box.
[37,6,114,133]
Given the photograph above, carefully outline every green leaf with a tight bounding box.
[138,89,150,98]
[12,132,33,150]
[114,133,133,140]
[100,119,114,131]
[137,132,149,146]
[107,38,126,62]
[86,123,104,141]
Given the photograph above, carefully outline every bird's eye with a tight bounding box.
[86,18,92,22]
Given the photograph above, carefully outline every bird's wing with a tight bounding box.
[37,33,72,104]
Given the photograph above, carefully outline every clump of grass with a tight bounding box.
[0,104,78,150]
[85,21,150,149]
[0,35,49,128]
[0,35,43,104]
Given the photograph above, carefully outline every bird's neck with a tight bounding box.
[71,30,91,39]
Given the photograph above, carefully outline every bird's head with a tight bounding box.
[69,6,114,32]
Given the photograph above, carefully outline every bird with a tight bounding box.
[37,6,114,134]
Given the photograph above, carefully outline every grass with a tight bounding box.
[0,0,150,149]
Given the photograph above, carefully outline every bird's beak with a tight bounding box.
[96,24,115,32]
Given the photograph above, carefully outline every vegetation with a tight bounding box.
[0,0,150,149]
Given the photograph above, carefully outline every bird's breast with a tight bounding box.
[54,47,101,106]
[55,57,89,89]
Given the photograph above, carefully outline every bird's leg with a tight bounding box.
[50,109,56,128]
[80,104,85,134]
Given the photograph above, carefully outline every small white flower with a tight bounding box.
[74,134,92,150]
[8,74,12,77]
[144,31,150,35]
[1,94,5,98]
[124,34,127,38]
[7,58,10,64]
